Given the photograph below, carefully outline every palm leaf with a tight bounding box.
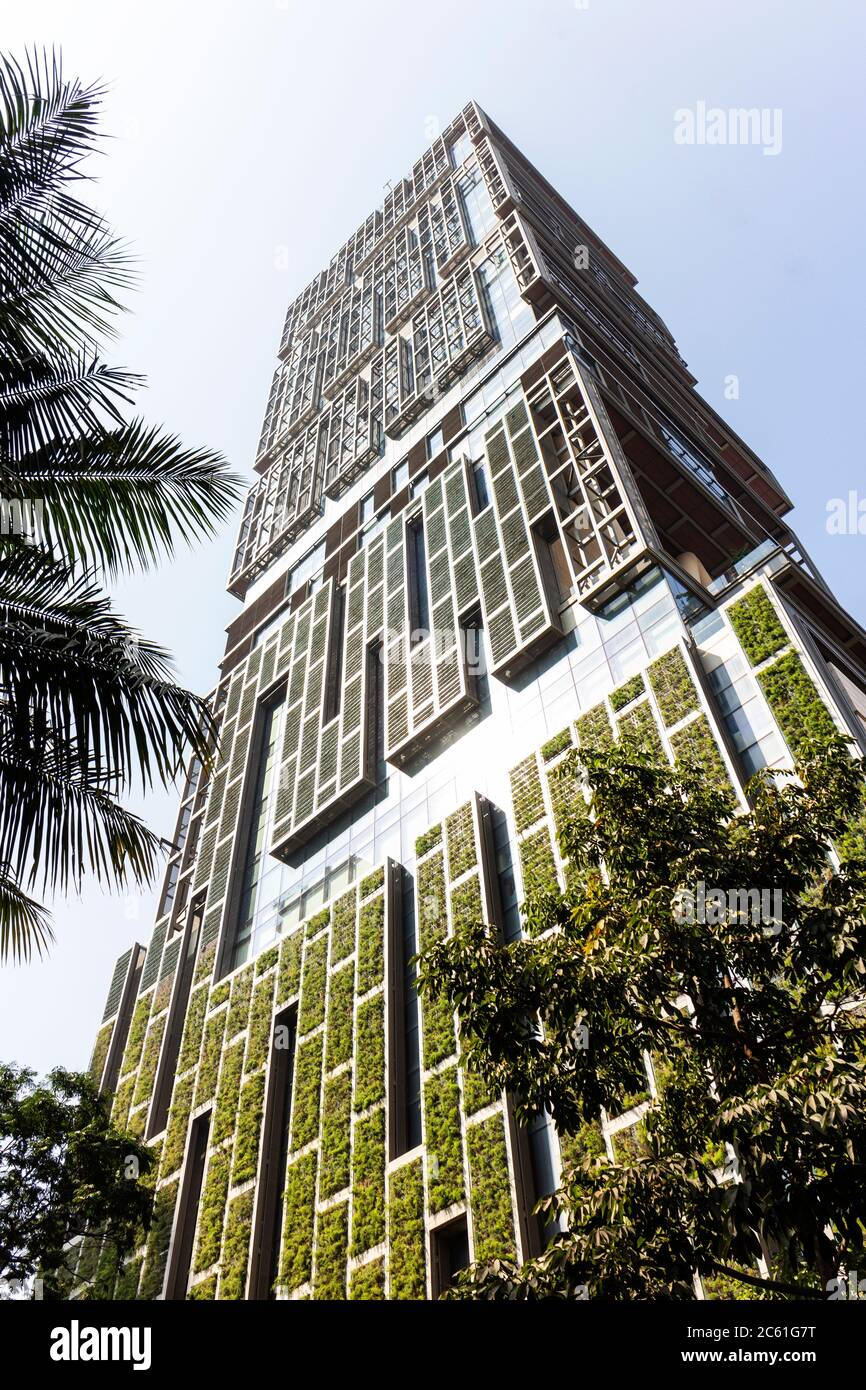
[0,49,105,215]
[0,543,215,790]
[0,869,53,963]
[0,351,136,460]
[0,732,163,896]
[0,51,125,351]
[3,419,241,573]
[0,209,135,361]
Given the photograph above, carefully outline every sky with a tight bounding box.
[1,0,864,1078]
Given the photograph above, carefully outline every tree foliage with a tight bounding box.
[0,1063,152,1296]
[418,734,866,1299]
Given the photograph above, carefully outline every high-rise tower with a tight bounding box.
[80,102,866,1301]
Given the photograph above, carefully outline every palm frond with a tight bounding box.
[0,210,135,361]
[0,868,53,964]
[0,49,106,215]
[0,50,133,370]
[3,418,242,573]
[0,543,215,789]
[0,733,163,895]
[0,351,136,459]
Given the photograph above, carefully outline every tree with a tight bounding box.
[0,49,241,961]
[418,733,866,1299]
[0,1063,153,1297]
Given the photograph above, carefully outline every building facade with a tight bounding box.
[80,101,866,1300]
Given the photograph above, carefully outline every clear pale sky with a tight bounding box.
[1,0,864,1078]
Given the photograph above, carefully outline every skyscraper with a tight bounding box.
[81,101,866,1301]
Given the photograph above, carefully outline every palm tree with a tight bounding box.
[0,50,242,962]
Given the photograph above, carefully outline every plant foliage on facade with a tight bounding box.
[419,727,866,1300]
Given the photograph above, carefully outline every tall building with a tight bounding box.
[80,101,866,1301]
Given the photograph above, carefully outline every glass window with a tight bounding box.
[392,460,409,491]
[492,807,520,943]
[302,880,326,917]
[408,519,430,636]
[476,247,534,351]
[184,757,202,799]
[707,659,785,774]
[426,426,444,460]
[481,373,503,410]
[471,460,489,512]
[410,470,429,500]
[641,606,683,658]
[326,858,353,898]
[279,895,301,933]
[254,605,290,649]
[660,424,728,503]
[431,1217,471,1297]
[160,859,180,918]
[360,491,375,524]
[401,873,421,1151]
[527,1112,560,1244]
[457,166,497,242]
[449,131,473,169]
[359,509,388,550]
[174,802,192,854]
[230,696,286,970]
[462,386,485,428]
[287,539,326,596]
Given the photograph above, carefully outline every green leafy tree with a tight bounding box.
[0,50,241,961]
[0,1063,153,1297]
[418,734,866,1299]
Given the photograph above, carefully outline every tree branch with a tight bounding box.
[709,1261,824,1300]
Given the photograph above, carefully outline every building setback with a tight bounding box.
[79,101,866,1300]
